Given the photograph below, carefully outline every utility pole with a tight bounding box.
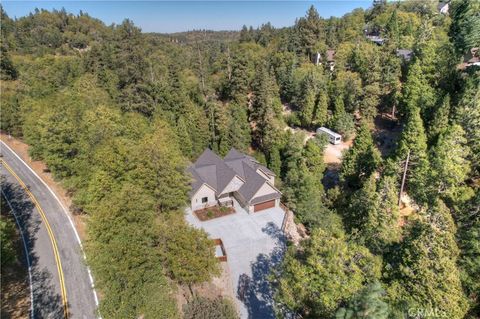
[398,150,410,206]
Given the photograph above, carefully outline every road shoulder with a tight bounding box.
[0,133,87,240]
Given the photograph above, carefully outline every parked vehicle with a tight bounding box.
[316,127,342,145]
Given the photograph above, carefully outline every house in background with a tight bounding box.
[366,35,385,46]
[438,1,450,15]
[312,49,336,71]
[464,48,480,68]
[188,148,281,213]
[396,49,413,62]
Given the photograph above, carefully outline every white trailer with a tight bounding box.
[317,127,342,145]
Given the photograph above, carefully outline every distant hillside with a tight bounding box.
[148,30,240,45]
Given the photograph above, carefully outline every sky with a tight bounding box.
[2,1,372,33]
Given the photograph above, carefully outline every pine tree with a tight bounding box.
[331,95,355,139]
[282,134,326,226]
[312,90,329,127]
[360,83,380,122]
[296,5,324,55]
[401,60,436,121]
[335,282,390,319]
[429,124,472,204]
[396,107,431,204]
[387,204,468,318]
[228,54,250,99]
[386,9,400,46]
[267,146,282,177]
[176,116,193,158]
[449,0,480,56]
[228,102,251,152]
[345,174,401,253]
[250,63,283,153]
[427,94,451,142]
[303,138,326,185]
[299,77,316,126]
[239,25,253,43]
[274,228,382,318]
[341,123,382,189]
[456,192,480,317]
[455,76,480,176]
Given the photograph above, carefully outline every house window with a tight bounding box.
[202,197,208,203]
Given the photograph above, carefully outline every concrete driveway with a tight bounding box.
[185,200,286,319]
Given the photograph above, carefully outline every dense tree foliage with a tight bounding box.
[274,228,382,318]
[183,296,239,319]
[335,282,390,319]
[0,209,17,267]
[1,1,478,317]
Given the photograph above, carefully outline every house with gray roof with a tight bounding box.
[188,148,281,213]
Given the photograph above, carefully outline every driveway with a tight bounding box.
[185,200,286,319]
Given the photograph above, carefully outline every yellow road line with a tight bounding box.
[1,159,69,319]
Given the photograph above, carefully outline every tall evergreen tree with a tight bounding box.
[250,63,283,153]
[455,76,480,176]
[228,101,251,152]
[401,61,436,120]
[296,5,324,55]
[429,124,472,205]
[341,123,382,189]
[386,203,468,318]
[396,107,431,204]
[274,228,382,318]
[335,282,390,319]
[346,174,401,253]
[449,0,480,56]
[427,94,451,142]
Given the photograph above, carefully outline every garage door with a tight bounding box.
[253,200,275,212]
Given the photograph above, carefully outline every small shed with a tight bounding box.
[316,127,342,145]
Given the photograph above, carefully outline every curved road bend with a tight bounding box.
[1,141,98,319]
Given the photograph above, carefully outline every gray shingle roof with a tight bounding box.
[190,149,238,195]
[188,148,279,203]
[250,192,281,205]
[236,163,267,202]
[225,148,276,177]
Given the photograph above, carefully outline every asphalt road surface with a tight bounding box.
[1,141,98,319]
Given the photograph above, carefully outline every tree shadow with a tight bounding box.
[1,177,67,318]
[236,222,286,319]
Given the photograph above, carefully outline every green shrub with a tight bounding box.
[183,296,238,319]
[0,215,17,267]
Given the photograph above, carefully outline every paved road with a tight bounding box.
[1,141,98,319]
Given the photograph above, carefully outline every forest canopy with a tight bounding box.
[0,0,479,318]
